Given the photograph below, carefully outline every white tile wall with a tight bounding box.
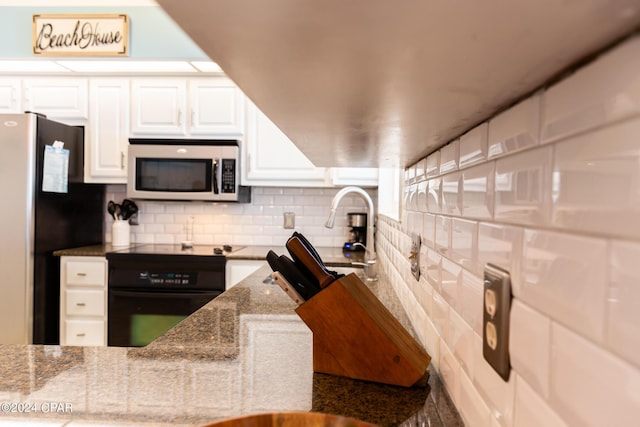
[104,187,377,248]
[377,35,640,427]
[459,123,489,169]
[608,241,640,369]
[488,95,541,159]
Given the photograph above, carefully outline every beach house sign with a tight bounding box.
[33,14,129,56]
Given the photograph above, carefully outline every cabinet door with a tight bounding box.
[243,101,328,186]
[86,79,130,183]
[0,78,21,113]
[225,260,267,290]
[189,78,245,136]
[64,320,105,346]
[130,79,187,135]
[23,78,88,121]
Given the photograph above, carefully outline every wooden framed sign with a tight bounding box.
[33,14,129,56]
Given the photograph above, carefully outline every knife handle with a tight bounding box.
[286,236,335,289]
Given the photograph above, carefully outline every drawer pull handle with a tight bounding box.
[76,273,87,277]
[76,333,85,337]
[76,302,86,306]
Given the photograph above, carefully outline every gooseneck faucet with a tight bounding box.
[325,186,377,281]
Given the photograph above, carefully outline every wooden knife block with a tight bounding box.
[295,273,431,387]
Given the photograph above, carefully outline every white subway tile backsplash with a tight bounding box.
[449,309,475,380]
[460,270,483,336]
[488,95,541,159]
[118,187,375,247]
[425,248,442,290]
[439,342,462,406]
[494,146,552,226]
[422,213,435,248]
[542,36,640,143]
[432,290,450,343]
[514,376,568,427]
[461,162,495,220]
[441,172,461,216]
[521,229,607,343]
[417,181,428,212]
[608,241,640,368]
[435,216,451,255]
[441,258,462,313]
[427,177,441,213]
[550,323,640,427]
[509,300,551,398]
[460,123,489,169]
[381,36,640,427]
[459,371,492,427]
[450,218,477,271]
[406,183,418,212]
[440,139,460,174]
[415,158,427,182]
[477,223,522,281]
[552,117,640,239]
[473,334,515,427]
[426,151,441,178]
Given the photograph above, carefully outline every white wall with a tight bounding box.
[378,36,640,427]
[105,186,377,248]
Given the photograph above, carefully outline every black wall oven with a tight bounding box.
[106,245,229,347]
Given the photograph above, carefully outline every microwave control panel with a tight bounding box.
[221,159,236,193]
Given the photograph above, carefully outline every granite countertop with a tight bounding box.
[15,250,463,426]
[53,244,365,266]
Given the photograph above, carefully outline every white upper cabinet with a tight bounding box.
[0,79,21,113]
[23,78,88,123]
[86,79,130,183]
[189,78,245,135]
[242,100,329,187]
[130,77,244,137]
[331,167,379,187]
[130,79,187,135]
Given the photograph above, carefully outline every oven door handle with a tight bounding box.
[109,289,221,298]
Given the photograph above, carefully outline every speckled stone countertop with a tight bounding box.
[53,244,365,266]
[10,250,463,426]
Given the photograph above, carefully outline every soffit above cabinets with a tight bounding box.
[157,0,640,168]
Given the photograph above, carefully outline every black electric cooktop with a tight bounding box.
[108,244,243,257]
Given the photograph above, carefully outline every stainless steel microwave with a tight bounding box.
[127,139,250,202]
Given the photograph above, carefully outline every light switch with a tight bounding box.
[284,212,295,229]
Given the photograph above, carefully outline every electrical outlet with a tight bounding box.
[482,263,512,381]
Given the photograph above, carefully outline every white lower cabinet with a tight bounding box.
[64,319,105,346]
[225,260,267,290]
[60,256,108,346]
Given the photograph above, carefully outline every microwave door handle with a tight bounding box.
[213,160,219,194]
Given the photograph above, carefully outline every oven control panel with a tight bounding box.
[136,271,197,286]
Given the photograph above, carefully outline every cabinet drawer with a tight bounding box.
[65,261,106,286]
[64,320,105,346]
[65,290,104,316]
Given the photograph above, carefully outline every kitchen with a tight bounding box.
[1,0,640,426]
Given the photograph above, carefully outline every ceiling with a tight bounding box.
[157,0,640,168]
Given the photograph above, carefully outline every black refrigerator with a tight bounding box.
[0,113,105,345]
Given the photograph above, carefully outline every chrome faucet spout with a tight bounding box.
[325,186,377,281]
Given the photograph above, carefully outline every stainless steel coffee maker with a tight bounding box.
[343,212,367,251]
